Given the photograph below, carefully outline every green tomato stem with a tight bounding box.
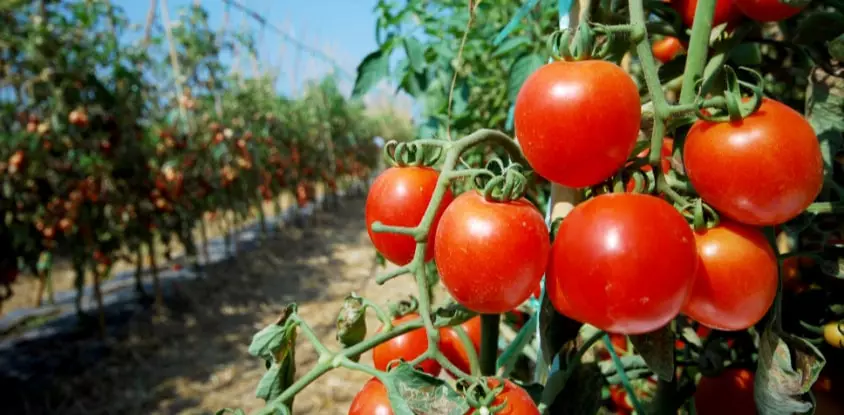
[678,0,717,104]
[452,324,482,376]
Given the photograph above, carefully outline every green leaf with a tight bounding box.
[793,11,844,45]
[754,327,825,415]
[383,362,469,415]
[215,409,247,415]
[492,0,541,46]
[507,53,543,103]
[730,42,763,66]
[248,304,298,361]
[403,37,425,73]
[256,363,283,402]
[805,66,844,170]
[830,34,844,65]
[432,301,476,328]
[493,36,531,58]
[538,292,583,367]
[336,294,367,361]
[352,50,391,98]
[629,324,675,381]
[544,362,605,414]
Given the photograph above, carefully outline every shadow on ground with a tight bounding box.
[0,196,380,415]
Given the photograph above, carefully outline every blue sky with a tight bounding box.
[114,0,410,110]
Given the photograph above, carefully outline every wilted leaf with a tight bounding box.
[249,304,298,361]
[432,301,476,328]
[336,293,367,360]
[629,324,675,381]
[754,327,825,415]
[383,362,469,415]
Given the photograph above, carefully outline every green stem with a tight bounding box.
[375,265,411,285]
[678,0,717,104]
[480,314,500,376]
[604,335,647,414]
[452,324,482,376]
[497,312,538,377]
[806,202,844,214]
[294,316,332,358]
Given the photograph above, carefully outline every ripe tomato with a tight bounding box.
[671,0,743,29]
[372,314,441,376]
[546,193,698,334]
[434,191,550,314]
[348,378,393,415]
[365,167,454,265]
[733,0,804,22]
[438,316,481,376]
[466,379,539,414]
[684,98,823,226]
[824,321,844,348]
[682,220,778,331]
[652,37,683,63]
[514,60,641,188]
[694,368,757,415]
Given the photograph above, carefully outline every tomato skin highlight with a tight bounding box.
[365,167,454,265]
[435,191,550,314]
[546,193,698,334]
[682,221,777,331]
[684,98,823,226]
[652,37,683,63]
[514,60,641,188]
[372,314,441,376]
[694,368,758,415]
[733,0,804,22]
[672,0,744,29]
[438,316,482,376]
[348,378,394,415]
[466,379,540,415]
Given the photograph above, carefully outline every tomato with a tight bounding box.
[682,220,777,331]
[348,378,393,415]
[466,379,539,414]
[546,193,698,334]
[609,377,658,413]
[671,0,743,29]
[733,0,804,22]
[365,167,454,265]
[372,314,441,376]
[652,37,683,63]
[514,60,641,188]
[824,321,844,348]
[597,333,629,360]
[694,368,757,415]
[434,191,550,314]
[684,98,823,226]
[438,316,481,375]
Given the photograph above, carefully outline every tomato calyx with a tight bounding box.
[388,296,420,320]
[472,159,530,203]
[458,377,509,414]
[383,139,445,168]
[694,66,764,123]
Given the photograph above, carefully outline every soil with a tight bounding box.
[0,196,417,415]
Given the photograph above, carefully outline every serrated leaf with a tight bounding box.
[629,324,675,381]
[493,36,531,58]
[383,362,469,415]
[507,53,543,103]
[352,49,391,98]
[754,327,825,415]
[403,37,425,73]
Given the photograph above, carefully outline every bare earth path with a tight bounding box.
[1,196,415,415]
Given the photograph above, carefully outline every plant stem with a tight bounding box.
[480,314,500,376]
[678,0,717,104]
[452,324,482,376]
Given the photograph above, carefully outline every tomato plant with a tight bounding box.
[652,37,684,63]
[514,60,642,188]
[546,193,698,334]
[438,316,482,376]
[682,220,778,331]
[349,378,393,415]
[466,379,540,415]
[373,314,442,376]
[434,190,549,314]
[684,98,824,226]
[366,167,454,266]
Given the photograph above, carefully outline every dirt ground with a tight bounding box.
[1,196,419,415]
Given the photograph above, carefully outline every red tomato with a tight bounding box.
[546,193,698,334]
[438,316,481,376]
[597,333,629,360]
[682,221,777,331]
[652,37,684,63]
[671,0,744,29]
[514,60,641,188]
[365,167,454,265]
[348,378,393,415]
[372,314,441,376]
[466,379,539,414]
[733,0,804,22]
[684,98,823,226]
[434,191,550,314]
[695,368,757,415]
